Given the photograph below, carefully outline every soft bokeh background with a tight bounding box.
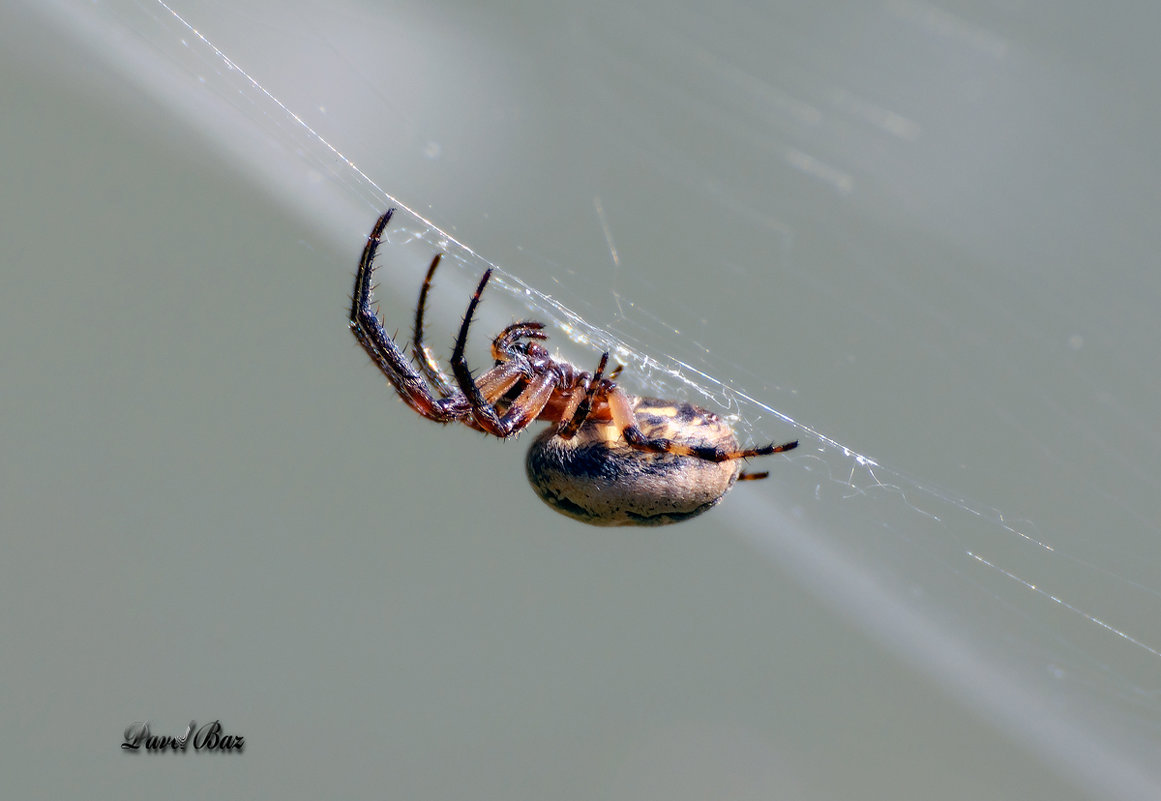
[3,1,1160,799]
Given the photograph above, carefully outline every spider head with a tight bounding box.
[514,340,552,366]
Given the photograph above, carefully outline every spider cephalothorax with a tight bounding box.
[349,209,797,526]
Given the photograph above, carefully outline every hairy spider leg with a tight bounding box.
[411,252,458,397]
[605,391,799,463]
[472,360,528,404]
[412,254,548,409]
[555,352,610,439]
[349,209,469,422]
[451,270,564,436]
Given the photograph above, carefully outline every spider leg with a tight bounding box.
[349,209,468,422]
[606,363,624,381]
[461,362,558,437]
[450,270,562,436]
[450,269,501,429]
[606,388,798,462]
[737,471,770,481]
[456,359,532,433]
[493,372,559,434]
[474,359,529,405]
[555,352,609,439]
[411,252,458,396]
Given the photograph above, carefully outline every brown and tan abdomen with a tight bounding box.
[525,398,742,526]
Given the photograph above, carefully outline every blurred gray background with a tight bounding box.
[3,1,1160,799]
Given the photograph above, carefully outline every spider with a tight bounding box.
[349,209,798,526]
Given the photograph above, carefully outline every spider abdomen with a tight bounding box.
[525,398,741,526]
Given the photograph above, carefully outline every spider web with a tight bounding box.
[39,1,1161,797]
